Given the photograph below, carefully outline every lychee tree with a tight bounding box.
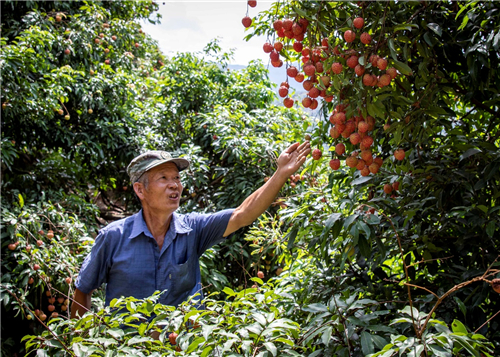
[243,0,500,350]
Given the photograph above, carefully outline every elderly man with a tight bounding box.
[71,142,310,318]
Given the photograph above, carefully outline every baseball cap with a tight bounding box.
[126,150,190,183]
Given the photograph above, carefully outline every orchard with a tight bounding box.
[1,0,499,356]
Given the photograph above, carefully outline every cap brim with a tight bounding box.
[143,158,190,173]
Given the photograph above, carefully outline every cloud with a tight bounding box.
[141,1,272,65]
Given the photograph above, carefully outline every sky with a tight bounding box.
[140,1,274,66]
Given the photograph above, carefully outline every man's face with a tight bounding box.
[136,162,183,214]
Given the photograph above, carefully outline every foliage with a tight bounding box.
[2,0,500,356]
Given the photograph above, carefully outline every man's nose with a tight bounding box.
[167,180,178,189]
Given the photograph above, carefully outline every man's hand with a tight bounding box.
[276,142,311,177]
[224,141,311,237]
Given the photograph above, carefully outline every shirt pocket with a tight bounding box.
[171,255,198,300]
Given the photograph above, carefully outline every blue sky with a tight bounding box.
[141,1,274,65]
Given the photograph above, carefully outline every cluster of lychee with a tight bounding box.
[311,101,406,177]
[31,290,70,322]
[266,14,399,110]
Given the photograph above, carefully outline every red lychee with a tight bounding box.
[344,30,356,43]
[360,32,372,45]
[312,149,322,160]
[242,16,252,28]
[331,62,343,74]
[394,149,405,161]
[330,159,341,170]
[353,17,364,29]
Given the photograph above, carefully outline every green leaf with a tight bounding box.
[454,296,467,317]
[325,213,342,230]
[263,342,277,357]
[223,287,236,296]
[392,60,412,75]
[486,221,495,238]
[451,319,468,334]
[460,148,481,161]
[351,176,372,185]
[321,326,333,345]
[360,331,374,355]
[427,23,442,37]
[200,346,213,357]
[18,194,24,208]
[187,336,206,353]
[303,303,329,313]
[358,235,370,258]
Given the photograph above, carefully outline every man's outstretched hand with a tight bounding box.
[276,141,311,177]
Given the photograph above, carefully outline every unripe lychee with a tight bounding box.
[242,16,252,28]
[344,30,356,43]
[312,149,322,160]
[330,159,341,170]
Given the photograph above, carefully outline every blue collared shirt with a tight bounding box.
[75,209,234,307]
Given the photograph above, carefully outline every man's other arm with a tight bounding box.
[70,288,93,319]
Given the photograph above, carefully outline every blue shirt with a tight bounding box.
[75,209,234,307]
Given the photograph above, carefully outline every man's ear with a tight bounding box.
[133,182,145,200]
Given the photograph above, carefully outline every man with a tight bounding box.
[71,142,311,318]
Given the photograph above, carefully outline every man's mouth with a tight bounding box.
[169,193,179,199]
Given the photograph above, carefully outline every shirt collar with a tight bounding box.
[128,210,192,239]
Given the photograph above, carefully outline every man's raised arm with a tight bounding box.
[224,141,311,237]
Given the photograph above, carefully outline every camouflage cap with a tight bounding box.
[126,151,190,183]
